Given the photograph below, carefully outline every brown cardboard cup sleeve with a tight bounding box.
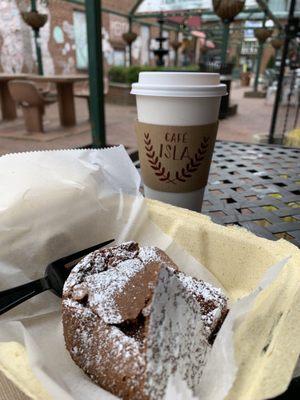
[135,121,218,193]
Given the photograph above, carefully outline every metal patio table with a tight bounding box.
[134,140,300,249]
[204,141,300,400]
[29,74,88,127]
[0,73,88,127]
[202,141,300,248]
[134,139,300,399]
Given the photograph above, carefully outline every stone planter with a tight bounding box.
[106,83,135,106]
[21,11,48,30]
[122,32,137,45]
[240,72,251,87]
[271,38,284,50]
[254,28,273,44]
[213,0,245,22]
[170,40,181,50]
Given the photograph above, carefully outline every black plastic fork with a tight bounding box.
[0,238,114,316]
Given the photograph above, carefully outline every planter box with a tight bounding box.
[240,72,251,87]
[106,82,136,106]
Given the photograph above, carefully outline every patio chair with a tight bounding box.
[36,82,57,101]
[8,80,56,133]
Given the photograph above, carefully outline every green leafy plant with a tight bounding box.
[108,65,200,84]
[266,55,275,70]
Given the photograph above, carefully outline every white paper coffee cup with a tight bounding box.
[131,72,227,211]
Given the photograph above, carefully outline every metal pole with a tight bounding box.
[221,21,230,65]
[31,0,44,75]
[159,16,163,37]
[85,0,106,147]
[268,0,296,144]
[253,16,266,92]
[156,17,165,66]
[254,43,263,91]
[130,0,144,15]
[34,29,44,75]
[175,30,179,67]
[129,17,132,66]
[31,0,36,12]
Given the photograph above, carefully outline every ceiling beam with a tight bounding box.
[64,0,285,33]
[133,8,261,19]
[130,0,144,16]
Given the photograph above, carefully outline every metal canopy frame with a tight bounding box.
[130,1,284,29]
[68,0,287,34]
[269,0,299,144]
[85,0,106,147]
[27,0,44,75]
[256,0,282,29]
[77,0,297,147]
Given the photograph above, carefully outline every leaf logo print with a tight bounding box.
[143,133,209,184]
[144,133,173,183]
[174,137,210,183]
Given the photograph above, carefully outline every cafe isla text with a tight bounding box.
[158,131,191,161]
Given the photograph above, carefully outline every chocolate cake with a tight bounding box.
[62,241,228,400]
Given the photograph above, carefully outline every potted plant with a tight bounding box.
[21,10,48,30]
[240,69,251,86]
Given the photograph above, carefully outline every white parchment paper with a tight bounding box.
[0,147,288,400]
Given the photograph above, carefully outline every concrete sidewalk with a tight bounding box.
[0,85,293,156]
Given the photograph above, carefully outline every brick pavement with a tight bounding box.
[0,85,291,156]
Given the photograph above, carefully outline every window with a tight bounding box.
[268,0,289,12]
[73,10,88,70]
[113,50,125,66]
[140,25,150,65]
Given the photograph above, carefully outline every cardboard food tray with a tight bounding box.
[1,199,300,400]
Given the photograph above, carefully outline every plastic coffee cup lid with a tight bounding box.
[131,72,227,98]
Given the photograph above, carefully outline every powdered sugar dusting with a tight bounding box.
[62,296,146,398]
[63,251,108,293]
[176,271,227,336]
[145,266,211,400]
[86,258,144,323]
[62,242,228,400]
[139,246,161,263]
[144,267,228,399]
[63,241,177,325]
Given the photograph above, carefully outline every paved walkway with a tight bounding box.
[0,84,294,156]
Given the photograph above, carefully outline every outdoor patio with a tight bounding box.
[0,1,300,400]
[0,83,296,155]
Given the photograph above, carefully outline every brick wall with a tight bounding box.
[104,0,136,13]
[47,0,83,74]
[0,1,290,75]
[45,0,167,70]
[0,0,183,73]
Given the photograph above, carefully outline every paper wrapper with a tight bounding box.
[0,147,299,400]
[135,121,218,192]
